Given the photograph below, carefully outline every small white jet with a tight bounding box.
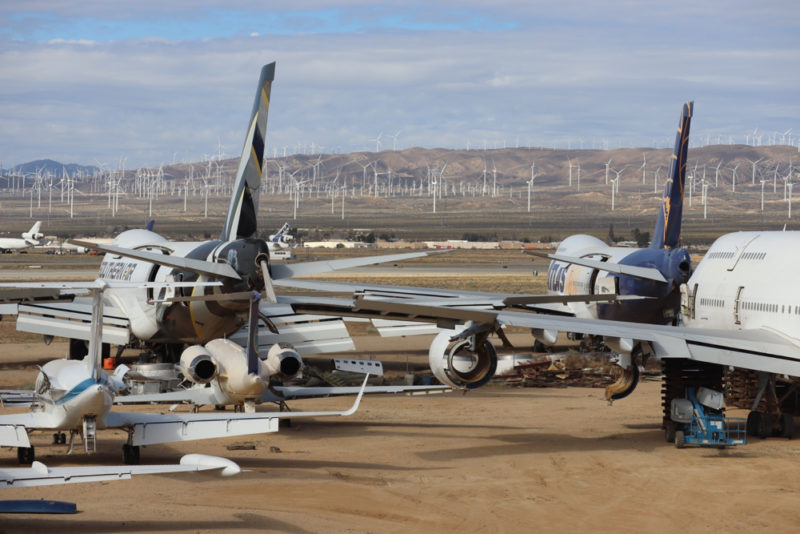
[0,280,367,465]
[0,222,43,253]
[114,291,449,412]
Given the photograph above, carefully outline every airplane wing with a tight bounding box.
[525,250,668,283]
[283,295,800,378]
[0,420,32,447]
[114,387,226,406]
[268,251,439,279]
[0,454,240,489]
[274,279,636,318]
[114,383,451,406]
[104,376,368,446]
[266,384,451,401]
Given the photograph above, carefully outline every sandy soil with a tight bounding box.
[3,339,800,534]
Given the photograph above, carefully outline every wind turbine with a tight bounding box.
[610,178,619,211]
[492,160,497,197]
[390,130,401,151]
[527,163,537,214]
[369,132,382,153]
[604,159,612,185]
[760,179,767,211]
[749,158,763,185]
[730,164,739,193]
[641,153,647,184]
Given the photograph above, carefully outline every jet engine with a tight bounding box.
[428,328,497,390]
[262,344,303,380]
[22,230,44,240]
[179,345,218,384]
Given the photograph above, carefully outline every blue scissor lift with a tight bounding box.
[670,386,747,448]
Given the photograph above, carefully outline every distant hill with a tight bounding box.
[2,159,98,177]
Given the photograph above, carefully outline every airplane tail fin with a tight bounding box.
[651,101,693,249]
[220,62,275,242]
[22,221,43,241]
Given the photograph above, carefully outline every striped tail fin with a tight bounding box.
[220,62,275,242]
[651,101,693,249]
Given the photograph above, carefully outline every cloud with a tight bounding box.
[0,2,798,167]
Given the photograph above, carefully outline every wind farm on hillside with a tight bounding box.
[1,142,798,243]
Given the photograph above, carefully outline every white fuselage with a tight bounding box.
[547,234,633,318]
[98,229,243,343]
[684,231,800,338]
[0,237,37,251]
[31,359,114,430]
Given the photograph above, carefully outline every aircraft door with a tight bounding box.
[734,286,744,325]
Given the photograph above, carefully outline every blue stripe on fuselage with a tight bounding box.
[55,377,99,405]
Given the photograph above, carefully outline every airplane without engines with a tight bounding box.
[0,221,43,253]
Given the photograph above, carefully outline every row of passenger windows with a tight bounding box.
[707,251,735,259]
[741,301,800,315]
[740,252,767,261]
[699,298,800,316]
[705,251,767,261]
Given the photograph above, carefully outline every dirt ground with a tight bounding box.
[3,339,800,534]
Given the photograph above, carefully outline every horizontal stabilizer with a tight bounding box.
[527,251,667,283]
[70,240,241,280]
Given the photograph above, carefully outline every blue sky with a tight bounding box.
[1,1,798,168]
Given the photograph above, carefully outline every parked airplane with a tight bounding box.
[268,222,294,250]
[114,291,449,411]
[0,221,43,253]
[276,102,695,400]
[10,62,432,362]
[0,280,368,465]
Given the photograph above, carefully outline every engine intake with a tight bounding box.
[428,329,497,390]
[179,345,218,384]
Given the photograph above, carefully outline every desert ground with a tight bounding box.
[3,335,800,534]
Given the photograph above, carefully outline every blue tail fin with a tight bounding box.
[651,101,693,249]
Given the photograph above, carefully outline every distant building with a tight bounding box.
[302,240,374,249]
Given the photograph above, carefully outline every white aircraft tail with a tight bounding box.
[22,221,43,241]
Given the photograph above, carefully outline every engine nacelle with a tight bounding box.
[428,329,498,390]
[262,344,303,380]
[23,231,44,241]
[179,345,218,384]
[531,328,559,346]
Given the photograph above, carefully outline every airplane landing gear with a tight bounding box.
[17,446,35,464]
[746,373,795,439]
[122,443,140,465]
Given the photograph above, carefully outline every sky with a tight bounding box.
[1,1,799,169]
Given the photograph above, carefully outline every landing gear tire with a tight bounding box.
[758,413,774,439]
[746,411,760,437]
[675,430,685,449]
[123,444,140,465]
[664,421,677,443]
[780,413,794,439]
[17,446,35,464]
[532,340,547,353]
